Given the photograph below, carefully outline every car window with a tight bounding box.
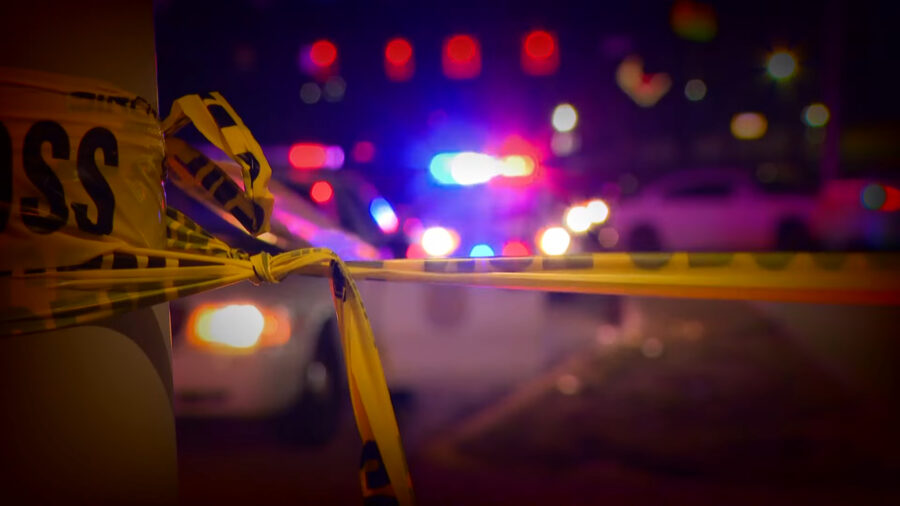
[665,182,734,199]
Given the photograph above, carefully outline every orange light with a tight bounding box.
[310,180,334,204]
[443,34,481,79]
[502,240,531,257]
[187,303,291,352]
[615,55,672,107]
[730,112,768,140]
[309,40,337,67]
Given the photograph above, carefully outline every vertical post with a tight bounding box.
[0,2,177,504]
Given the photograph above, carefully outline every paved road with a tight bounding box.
[177,295,900,505]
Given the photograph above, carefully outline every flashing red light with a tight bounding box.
[351,141,376,163]
[524,30,555,59]
[443,34,481,79]
[385,38,413,65]
[309,40,337,67]
[310,181,334,204]
[501,240,531,257]
[288,143,327,169]
[522,30,559,76]
[385,37,414,81]
[447,35,476,62]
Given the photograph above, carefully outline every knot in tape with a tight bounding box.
[249,252,280,285]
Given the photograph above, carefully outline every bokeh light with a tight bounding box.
[501,240,531,257]
[385,37,414,81]
[565,206,591,233]
[803,103,830,127]
[766,50,796,80]
[551,132,578,157]
[449,152,500,185]
[422,226,458,257]
[195,304,265,349]
[324,146,345,169]
[597,227,620,249]
[289,143,327,169]
[586,199,610,224]
[861,183,887,210]
[429,153,458,185]
[499,155,536,177]
[351,141,376,163]
[300,82,321,104]
[323,76,346,102]
[684,78,707,101]
[539,227,571,256]
[524,30,555,59]
[310,180,333,203]
[405,243,426,259]
[730,112,768,140]
[551,103,578,132]
[670,0,718,42]
[369,197,399,234]
[385,37,413,66]
[309,39,338,67]
[469,244,495,257]
[443,34,481,79]
[447,35,477,62]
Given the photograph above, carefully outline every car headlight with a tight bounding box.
[187,303,291,351]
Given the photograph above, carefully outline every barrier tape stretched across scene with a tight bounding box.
[0,68,411,506]
[345,252,900,306]
[3,67,900,506]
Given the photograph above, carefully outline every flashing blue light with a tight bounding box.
[369,197,399,233]
[469,243,495,257]
[429,152,459,185]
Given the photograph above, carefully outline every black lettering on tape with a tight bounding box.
[236,151,260,181]
[22,121,69,234]
[360,441,392,491]
[72,127,117,235]
[330,260,346,301]
[206,104,237,128]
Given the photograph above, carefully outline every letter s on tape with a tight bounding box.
[0,67,166,273]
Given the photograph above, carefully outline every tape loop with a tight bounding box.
[249,252,279,284]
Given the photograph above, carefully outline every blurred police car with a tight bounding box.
[167,164,388,445]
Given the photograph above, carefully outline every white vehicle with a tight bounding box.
[169,171,384,445]
[607,169,816,251]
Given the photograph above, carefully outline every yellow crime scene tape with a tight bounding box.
[3,68,900,505]
[345,252,900,306]
[0,68,411,506]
